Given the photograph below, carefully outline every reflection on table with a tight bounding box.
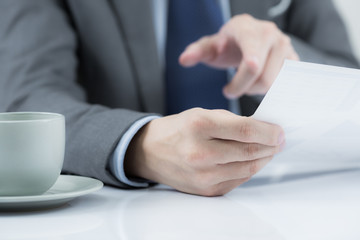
[1,158,360,240]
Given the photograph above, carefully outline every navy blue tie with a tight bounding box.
[165,0,228,115]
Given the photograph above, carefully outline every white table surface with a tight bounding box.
[1,157,360,240]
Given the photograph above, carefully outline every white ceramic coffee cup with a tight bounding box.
[0,112,65,196]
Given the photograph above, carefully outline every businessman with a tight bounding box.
[0,0,358,196]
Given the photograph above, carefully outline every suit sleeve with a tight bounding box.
[286,0,359,68]
[0,0,152,187]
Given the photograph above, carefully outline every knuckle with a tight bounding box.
[244,144,259,159]
[187,114,205,133]
[283,35,291,45]
[213,109,230,115]
[238,119,256,140]
[243,59,260,75]
[185,146,217,168]
[231,14,255,30]
[264,21,277,33]
[238,13,253,22]
[248,160,259,176]
[278,35,291,49]
[185,147,207,167]
[262,22,278,40]
[186,107,203,114]
[186,109,213,133]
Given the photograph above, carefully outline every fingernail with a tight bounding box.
[278,132,285,145]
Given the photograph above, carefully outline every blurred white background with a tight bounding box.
[334,0,360,61]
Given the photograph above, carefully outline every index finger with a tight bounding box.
[207,111,284,146]
[179,35,218,67]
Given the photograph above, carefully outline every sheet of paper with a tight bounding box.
[253,60,360,175]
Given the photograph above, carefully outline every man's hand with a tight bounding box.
[179,14,299,99]
[125,108,285,196]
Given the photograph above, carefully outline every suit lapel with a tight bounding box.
[111,0,164,114]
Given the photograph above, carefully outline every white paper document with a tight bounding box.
[253,60,360,173]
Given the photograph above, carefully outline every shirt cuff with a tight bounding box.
[110,115,160,187]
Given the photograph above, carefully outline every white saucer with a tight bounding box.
[0,175,103,211]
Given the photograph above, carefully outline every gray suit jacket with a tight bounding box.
[0,0,358,188]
